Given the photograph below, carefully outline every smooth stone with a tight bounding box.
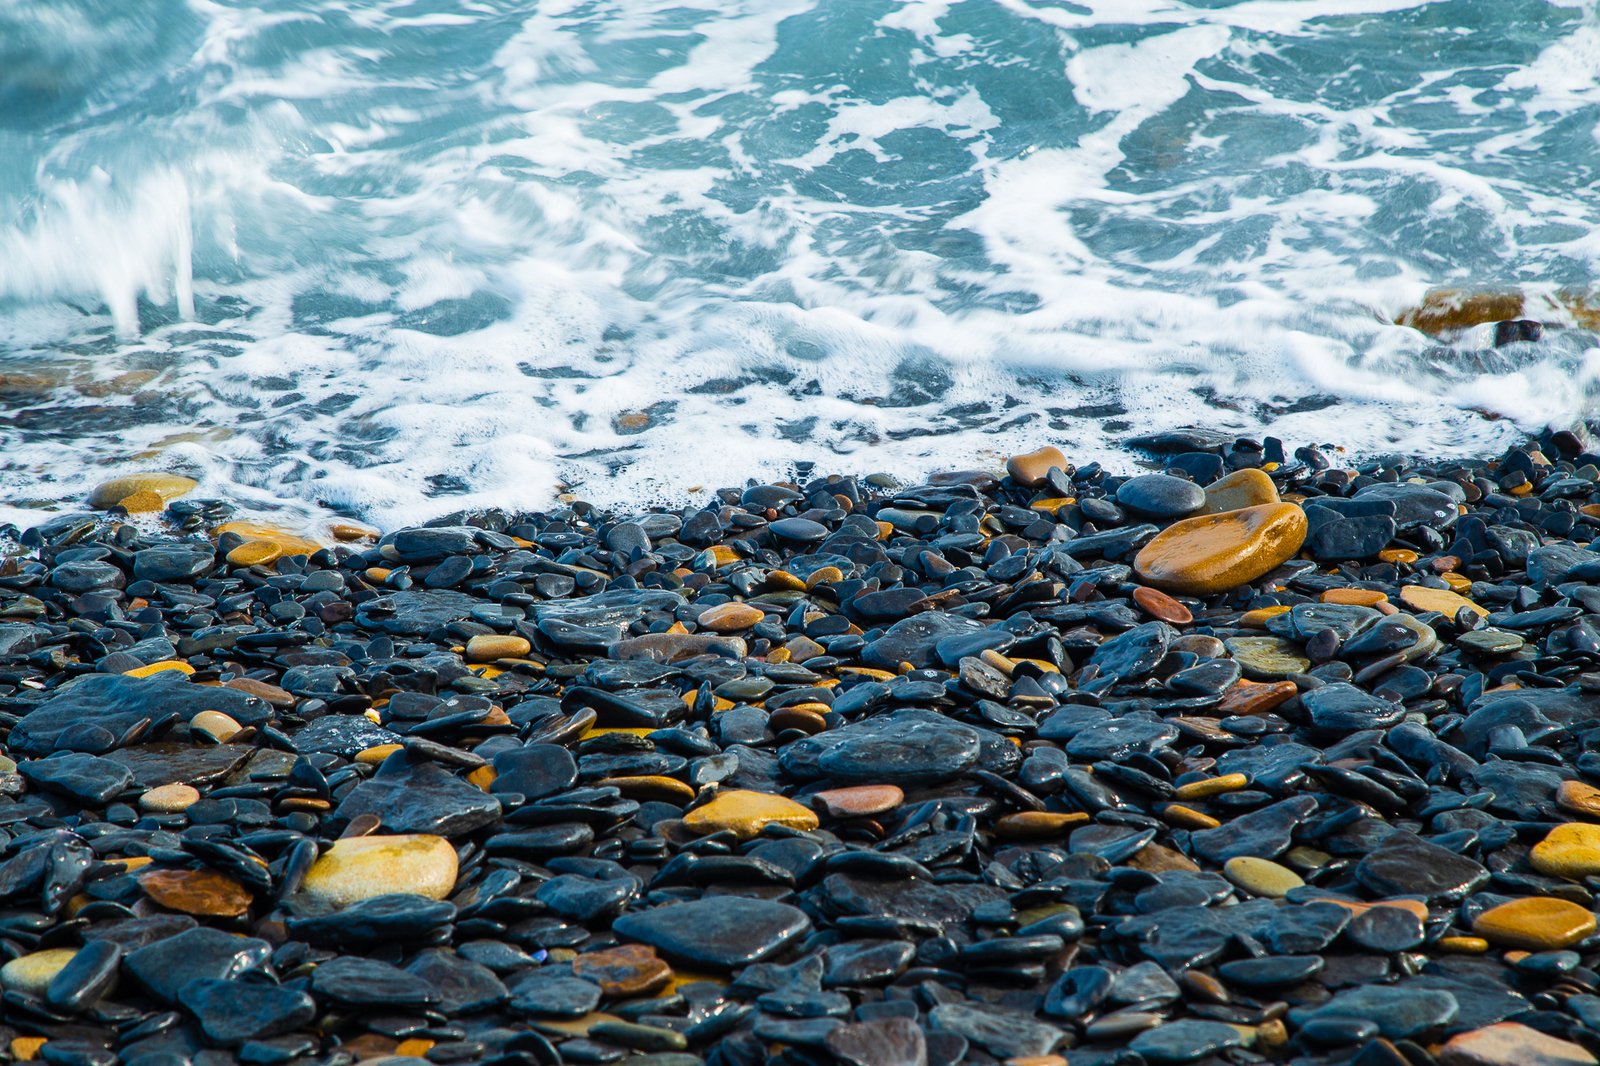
[536,874,635,921]
[1530,822,1600,879]
[1265,902,1352,953]
[465,635,531,662]
[1472,897,1598,951]
[139,868,252,917]
[613,896,811,969]
[1116,475,1205,519]
[133,548,213,582]
[1223,857,1302,898]
[1299,1017,1378,1046]
[1401,585,1489,618]
[1064,719,1178,761]
[0,949,78,994]
[826,1018,927,1066]
[226,540,282,567]
[403,948,509,1014]
[1223,636,1310,680]
[863,612,985,670]
[294,715,403,757]
[1199,468,1279,515]
[781,711,999,786]
[1086,620,1175,681]
[682,790,819,840]
[299,834,458,905]
[1293,984,1459,1039]
[571,944,673,997]
[177,979,316,1047]
[1309,515,1397,560]
[311,955,441,1008]
[1299,683,1406,733]
[1347,904,1426,952]
[1127,1020,1244,1063]
[491,744,577,800]
[1558,780,1600,818]
[505,971,603,1018]
[994,811,1090,839]
[698,603,766,632]
[811,785,904,819]
[823,940,915,986]
[1439,1022,1597,1066]
[8,672,268,755]
[286,894,456,946]
[1458,628,1523,654]
[89,474,197,508]
[123,928,272,1005]
[1356,834,1489,901]
[334,752,502,837]
[356,589,483,636]
[45,939,120,1012]
[1132,503,1308,595]
[1189,796,1318,863]
[1353,482,1460,532]
[927,1003,1066,1058]
[1007,447,1069,487]
[1265,602,1382,642]
[19,753,134,805]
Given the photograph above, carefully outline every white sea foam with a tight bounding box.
[0,0,1597,536]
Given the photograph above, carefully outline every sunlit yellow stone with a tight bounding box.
[698,602,765,632]
[1379,548,1419,564]
[465,634,532,663]
[1173,773,1248,800]
[1198,468,1279,515]
[214,521,323,557]
[1162,805,1221,830]
[190,710,242,742]
[1321,588,1388,607]
[118,490,166,513]
[356,744,403,764]
[1238,606,1291,628]
[1437,936,1489,954]
[1223,856,1303,899]
[226,540,283,567]
[1473,896,1597,951]
[1558,780,1600,819]
[993,811,1091,839]
[682,790,818,841]
[1133,504,1308,595]
[1007,446,1069,487]
[1400,584,1488,617]
[139,783,201,812]
[0,950,78,994]
[1530,821,1600,878]
[601,776,698,804]
[300,835,458,906]
[125,660,194,679]
[90,473,197,509]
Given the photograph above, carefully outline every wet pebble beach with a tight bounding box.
[8,430,1600,1066]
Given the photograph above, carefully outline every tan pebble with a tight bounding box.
[11,1038,46,1062]
[805,567,844,589]
[226,540,283,567]
[465,634,532,663]
[1006,446,1070,487]
[89,473,197,509]
[1004,1057,1067,1066]
[1216,679,1298,716]
[1472,897,1597,951]
[1438,936,1490,954]
[226,677,295,706]
[1133,503,1307,596]
[0,949,79,994]
[1530,822,1600,879]
[117,490,166,513]
[1132,586,1193,625]
[1321,588,1388,607]
[1198,468,1279,516]
[765,570,806,591]
[1161,805,1221,830]
[214,521,323,557]
[697,602,765,632]
[1173,773,1248,800]
[396,1040,436,1058]
[682,790,818,841]
[190,710,241,742]
[1400,584,1488,618]
[1128,843,1198,874]
[600,776,697,804]
[811,785,904,819]
[300,834,459,906]
[1439,1021,1597,1066]
[1284,845,1331,870]
[1223,856,1303,899]
[355,744,403,765]
[139,783,201,813]
[1238,606,1292,628]
[994,811,1091,839]
[329,521,379,542]
[1557,780,1600,819]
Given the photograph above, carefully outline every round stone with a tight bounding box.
[1133,503,1308,595]
[190,711,242,742]
[89,474,197,509]
[1223,857,1303,899]
[697,603,766,632]
[1007,447,1069,487]
[1115,474,1205,519]
[1531,822,1600,879]
[1557,781,1600,819]
[0,949,79,994]
[139,869,253,917]
[1132,587,1193,625]
[226,540,283,567]
[1199,468,1279,516]
[140,783,201,813]
[769,706,827,735]
[465,634,532,663]
[300,835,459,906]
[810,785,904,819]
[682,790,819,841]
[1472,897,1598,951]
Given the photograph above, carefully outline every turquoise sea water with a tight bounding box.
[2,0,1599,530]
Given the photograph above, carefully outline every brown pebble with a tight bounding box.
[810,785,904,819]
[1132,586,1193,625]
[139,868,253,917]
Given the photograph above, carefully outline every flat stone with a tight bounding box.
[1132,503,1308,595]
[8,672,268,755]
[1199,469,1279,516]
[1472,897,1597,951]
[994,812,1091,839]
[1132,587,1192,625]
[177,978,316,1047]
[1265,902,1351,954]
[1190,796,1317,863]
[1299,682,1406,733]
[1007,448,1069,487]
[1087,621,1175,681]
[1293,984,1458,1040]
[334,751,502,837]
[682,790,818,840]
[300,835,458,905]
[123,927,272,1005]
[403,948,509,1014]
[1531,822,1600,879]
[826,1018,927,1066]
[0,950,77,994]
[465,635,531,662]
[1558,780,1600,818]
[1116,475,1205,519]
[505,971,604,1018]
[571,944,673,997]
[286,894,456,947]
[615,896,811,969]
[90,474,197,509]
[139,868,252,917]
[1223,857,1302,898]
[781,711,994,786]
[927,1003,1066,1059]
[698,603,765,632]
[1127,1020,1244,1063]
[1401,585,1489,618]
[1346,904,1426,952]
[1223,636,1310,680]
[311,955,441,1009]
[811,785,904,819]
[19,753,134,805]
[1440,1022,1597,1066]
[491,744,577,800]
[1356,834,1489,900]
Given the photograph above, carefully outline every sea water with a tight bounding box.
[2,0,1598,532]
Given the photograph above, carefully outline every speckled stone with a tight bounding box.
[299,835,458,906]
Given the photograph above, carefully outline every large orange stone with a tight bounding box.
[90,473,197,509]
[682,790,818,840]
[1530,822,1600,879]
[1472,897,1597,951]
[1558,780,1600,819]
[140,868,253,917]
[1132,503,1308,595]
[697,603,765,632]
[572,943,674,997]
[1007,447,1069,487]
[1198,468,1279,515]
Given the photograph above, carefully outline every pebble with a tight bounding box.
[1198,467,1279,515]
[299,834,458,905]
[1132,503,1308,594]
[138,782,201,811]
[89,473,198,509]
[1439,1023,1597,1066]
[1472,897,1598,951]
[1531,821,1600,877]
[1222,856,1303,898]
[1006,446,1069,486]
[0,949,79,994]
[682,789,820,839]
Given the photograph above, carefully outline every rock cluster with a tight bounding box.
[2,432,1600,1066]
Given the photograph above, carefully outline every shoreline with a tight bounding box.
[1,428,1599,1066]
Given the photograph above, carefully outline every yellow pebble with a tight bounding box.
[1198,468,1279,516]
[1530,821,1600,879]
[1472,896,1597,951]
[227,540,283,567]
[1223,856,1303,899]
[1132,504,1308,596]
[805,567,844,589]
[1238,606,1292,628]
[12,1037,47,1061]
[356,744,403,765]
[682,790,818,841]
[1437,936,1489,954]
[1399,584,1488,617]
[1173,773,1248,800]
[1161,805,1221,830]
[125,660,195,679]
